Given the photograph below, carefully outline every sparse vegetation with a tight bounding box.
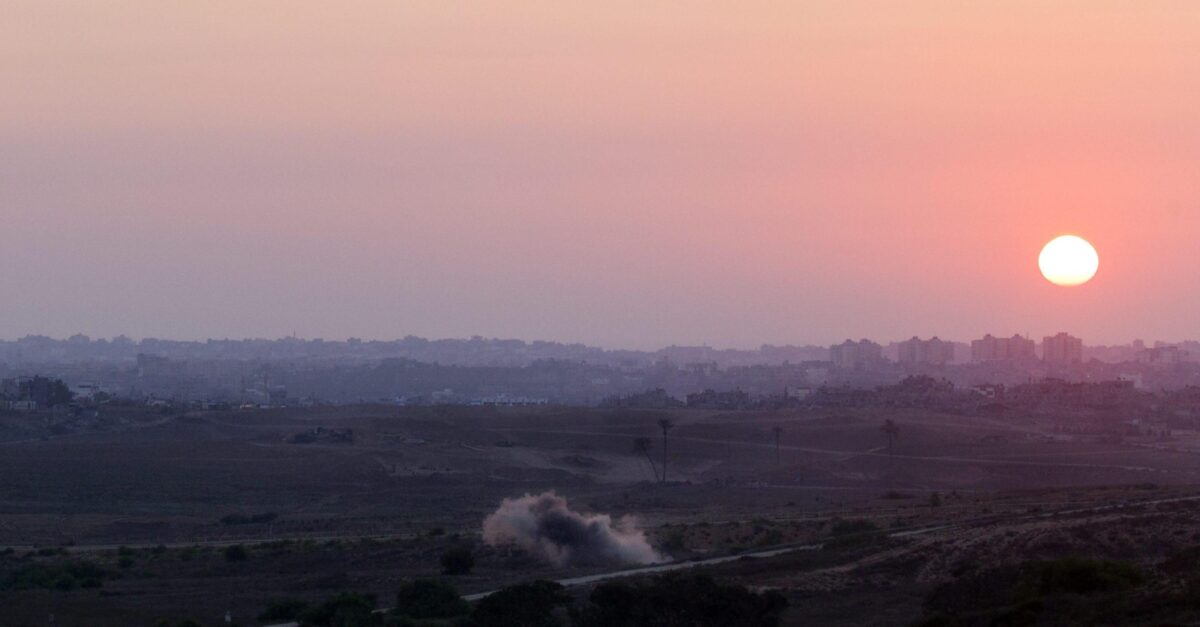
[393,579,468,620]
[1,560,110,591]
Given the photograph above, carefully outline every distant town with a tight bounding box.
[1,333,1198,413]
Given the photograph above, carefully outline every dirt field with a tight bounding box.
[2,404,1199,625]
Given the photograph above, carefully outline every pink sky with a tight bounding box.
[2,2,1199,348]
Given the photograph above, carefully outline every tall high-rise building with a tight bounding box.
[1042,332,1083,365]
[896,336,954,366]
[971,334,1036,362]
[830,339,885,371]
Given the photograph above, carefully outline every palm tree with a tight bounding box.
[772,425,784,468]
[657,418,675,483]
[633,437,659,482]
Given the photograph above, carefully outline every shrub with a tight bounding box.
[258,598,311,621]
[470,580,570,627]
[829,518,879,536]
[300,592,376,627]
[574,574,787,627]
[440,547,475,575]
[1,560,110,591]
[923,557,1146,624]
[1024,558,1143,596]
[394,579,468,619]
[224,545,248,562]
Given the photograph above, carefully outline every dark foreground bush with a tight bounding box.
[300,592,377,627]
[1,560,110,591]
[394,579,469,619]
[572,573,787,627]
[922,557,1145,626]
[258,598,311,621]
[1025,557,1143,596]
[469,580,570,627]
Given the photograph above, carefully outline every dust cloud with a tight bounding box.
[482,491,663,566]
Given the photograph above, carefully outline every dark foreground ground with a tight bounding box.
[2,404,1199,625]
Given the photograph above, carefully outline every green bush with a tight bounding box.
[258,598,311,621]
[573,574,787,627]
[394,579,468,619]
[300,592,377,627]
[470,580,570,627]
[1,560,111,591]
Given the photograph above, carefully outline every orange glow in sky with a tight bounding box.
[2,2,1199,347]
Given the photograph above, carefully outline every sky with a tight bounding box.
[2,2,1199,349]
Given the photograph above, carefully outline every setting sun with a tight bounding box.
[1039,235,1099,287]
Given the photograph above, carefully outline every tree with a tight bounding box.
[657,419,675,483]
[771,426,784,468]
[470,580,570,627]
[258,599,310,622]
[633,437,659,482]
[881,419,900,458]
[441,546,475,575]
[573,573,787,627]
[394,579,468,619]
[299,592,376,627]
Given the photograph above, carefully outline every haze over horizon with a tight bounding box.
[5,2,1200,349]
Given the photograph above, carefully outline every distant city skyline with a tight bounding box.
[0,330,1190,353]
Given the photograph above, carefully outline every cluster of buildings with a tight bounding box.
[830,339,886,371]
[897,336,955,366]
[971,334,1036,362]
[0,376,74,411]
[831,332,1088,369]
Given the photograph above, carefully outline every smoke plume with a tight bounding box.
[482,491,663,566]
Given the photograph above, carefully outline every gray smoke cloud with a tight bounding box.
[482,491,663,566]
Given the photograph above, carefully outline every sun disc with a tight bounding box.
[1038,235,1098,286]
